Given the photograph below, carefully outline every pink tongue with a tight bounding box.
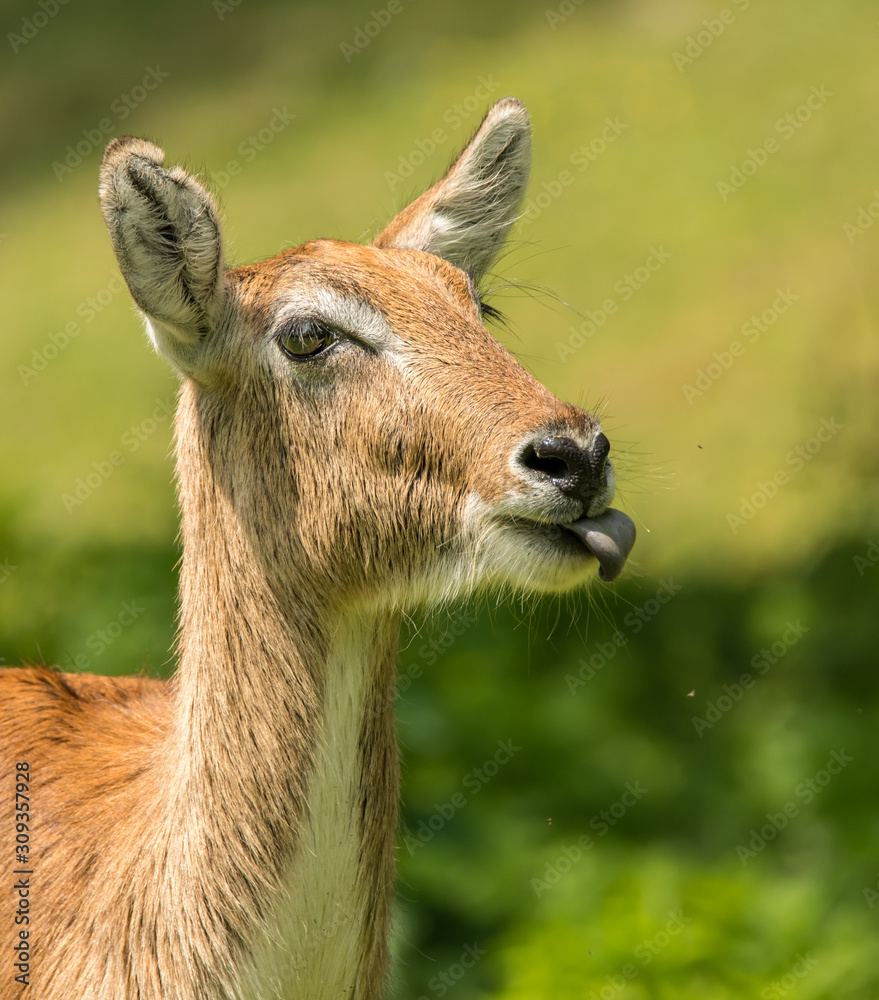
[565,508,636,582]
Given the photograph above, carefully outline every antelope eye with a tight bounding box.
[278,320,338,360]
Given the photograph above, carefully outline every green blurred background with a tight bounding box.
[2,0,878,996]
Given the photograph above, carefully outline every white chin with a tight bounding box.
[475,520,599,593]
[426,510,598,601]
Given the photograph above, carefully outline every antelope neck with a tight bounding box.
[169,492,401,997]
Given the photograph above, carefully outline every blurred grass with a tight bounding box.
[2,0,878,997]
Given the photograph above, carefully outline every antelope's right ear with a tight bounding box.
[374,97,531,281]
[99,137,226,371]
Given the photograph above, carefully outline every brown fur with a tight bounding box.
[1,99,627,999]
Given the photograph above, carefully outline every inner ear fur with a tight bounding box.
[99,137,226,362]
[373,97,531,281]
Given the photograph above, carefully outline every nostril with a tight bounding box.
[518,432,612,505]
[521,442,570,481]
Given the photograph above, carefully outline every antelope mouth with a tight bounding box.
[557,508,636,582]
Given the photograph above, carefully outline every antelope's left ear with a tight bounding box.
[374,97,531,281]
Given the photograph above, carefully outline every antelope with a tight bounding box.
[2,97,635,1000]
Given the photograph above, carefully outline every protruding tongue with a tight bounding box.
[565,508,636,582]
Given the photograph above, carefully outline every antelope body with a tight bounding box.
[2,99,635,999]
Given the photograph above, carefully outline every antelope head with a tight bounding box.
[98,98,635,622]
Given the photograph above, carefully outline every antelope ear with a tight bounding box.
[374,97,531,281]
[99,137,226,371]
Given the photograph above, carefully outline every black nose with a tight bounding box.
[519,433,610,503]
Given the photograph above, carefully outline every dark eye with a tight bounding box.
[277,319,339,360]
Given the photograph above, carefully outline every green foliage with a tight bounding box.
[492,853,875,1000]
[394,548,879,997]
